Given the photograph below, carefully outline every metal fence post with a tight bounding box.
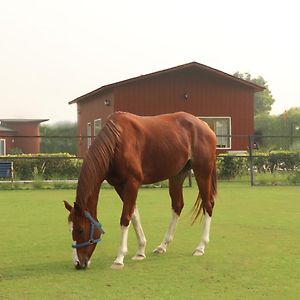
[248,135,254,186]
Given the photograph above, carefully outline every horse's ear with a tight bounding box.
[64,201,73,212]
[74,202,84,216]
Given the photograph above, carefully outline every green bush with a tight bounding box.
[287,171,300,184]
[4,153,82,180]
[216,150,300,181]
[217,154,248,180]
[254,150,300,173]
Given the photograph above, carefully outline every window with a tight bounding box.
[94,119,102,138]
[87,123,92,148]
[0,139,6,155]
[200,117,231,149]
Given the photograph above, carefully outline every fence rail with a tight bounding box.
[0,134,300,187]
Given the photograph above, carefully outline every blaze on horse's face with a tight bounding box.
[64,201,100,270]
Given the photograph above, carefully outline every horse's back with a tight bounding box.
[110,111,216,151]
[107,112,216,184]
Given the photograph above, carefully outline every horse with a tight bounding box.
[64,111,217,270]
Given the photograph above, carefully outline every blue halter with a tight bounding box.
[72,211,105,249]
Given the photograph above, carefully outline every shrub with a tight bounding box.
[217,154,248,180]
[5,153,82,180]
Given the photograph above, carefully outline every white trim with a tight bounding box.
[94,118,102,138]
[0,139,6,155]
[199,116,232,149]
[87,122,92,148]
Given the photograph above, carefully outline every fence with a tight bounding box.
[0,134,300,187]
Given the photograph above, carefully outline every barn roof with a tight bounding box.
[69,62,264,104]
[0,119,49,123]
[0,125,16,132]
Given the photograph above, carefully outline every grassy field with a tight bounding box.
[0,183,299,299]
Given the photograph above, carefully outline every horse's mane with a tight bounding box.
[76,119,121,207]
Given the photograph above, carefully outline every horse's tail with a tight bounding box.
[192,160,217,224]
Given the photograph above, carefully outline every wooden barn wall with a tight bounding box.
[114,69,254,151]
[77,91,114,156]
[1,122,42,154]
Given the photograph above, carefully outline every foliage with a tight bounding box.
[255,107,300,150]
[3,153,82,180]
[288,170,300,184]
[40,121,77,154]
[216,150,300,183]
[233,72,275,116]
[217,154,248,179]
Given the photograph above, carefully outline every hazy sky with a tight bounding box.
[1,0,299,123]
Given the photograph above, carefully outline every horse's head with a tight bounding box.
[64,201,105,270]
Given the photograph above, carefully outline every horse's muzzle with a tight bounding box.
[75,259,89,270]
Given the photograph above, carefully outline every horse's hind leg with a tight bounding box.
[131,206,147,261]
[192,167,215,256]
[153,171,187,254]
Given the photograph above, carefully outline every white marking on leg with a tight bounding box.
[193,213,212,256]
[153,209,179,253]
[111,225,129,268]
[69,222,79,265]
[131,207,147,260]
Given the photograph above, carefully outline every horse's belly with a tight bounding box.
[142,155,188,184]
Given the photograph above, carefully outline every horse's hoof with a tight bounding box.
[153,247,166,254]
[132,254,146,261]
[110,262,124,270]
[192,249,204,256]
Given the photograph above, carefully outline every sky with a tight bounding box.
[1,0,299,123]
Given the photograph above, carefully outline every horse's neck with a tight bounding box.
[76,181,101,217]
[76,160,105,216]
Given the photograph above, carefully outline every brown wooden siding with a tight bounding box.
[1,122,42,154]
[77,91,114,156]
[114,69,254,151]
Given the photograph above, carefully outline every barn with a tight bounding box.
[69,62,264,156]
[0,119,48,155]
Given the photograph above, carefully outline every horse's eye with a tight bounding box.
[75,228,84,235]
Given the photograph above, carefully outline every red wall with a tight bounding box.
[114,69,254,151]
[1,122,42,154]
[75,68,256,155]
[76,91,114,156]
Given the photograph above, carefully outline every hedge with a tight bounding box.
[1,153,82,180]
[217,150,300,180]
[1,151,300,181]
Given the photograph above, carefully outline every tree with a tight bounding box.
[233,72,275,116]
[254,107,300,150]
[40,121,77,154]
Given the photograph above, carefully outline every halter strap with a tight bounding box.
[72,211,105,249]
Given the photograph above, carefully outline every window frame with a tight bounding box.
[198,116,232,149]
[0,138,6,155]
[87,122,92,149]
[94,118,102,138]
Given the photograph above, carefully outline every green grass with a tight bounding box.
[0,184,299,299]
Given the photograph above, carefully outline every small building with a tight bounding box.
[0,119,48,155]
[69,62,263,156]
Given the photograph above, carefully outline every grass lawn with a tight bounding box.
[0,183,299,299]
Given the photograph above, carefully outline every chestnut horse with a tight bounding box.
[64,111,217,269]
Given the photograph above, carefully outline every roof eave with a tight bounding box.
[69,62,265,104]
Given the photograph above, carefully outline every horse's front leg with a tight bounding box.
[111,225,130,269]
[111,180,139,269]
